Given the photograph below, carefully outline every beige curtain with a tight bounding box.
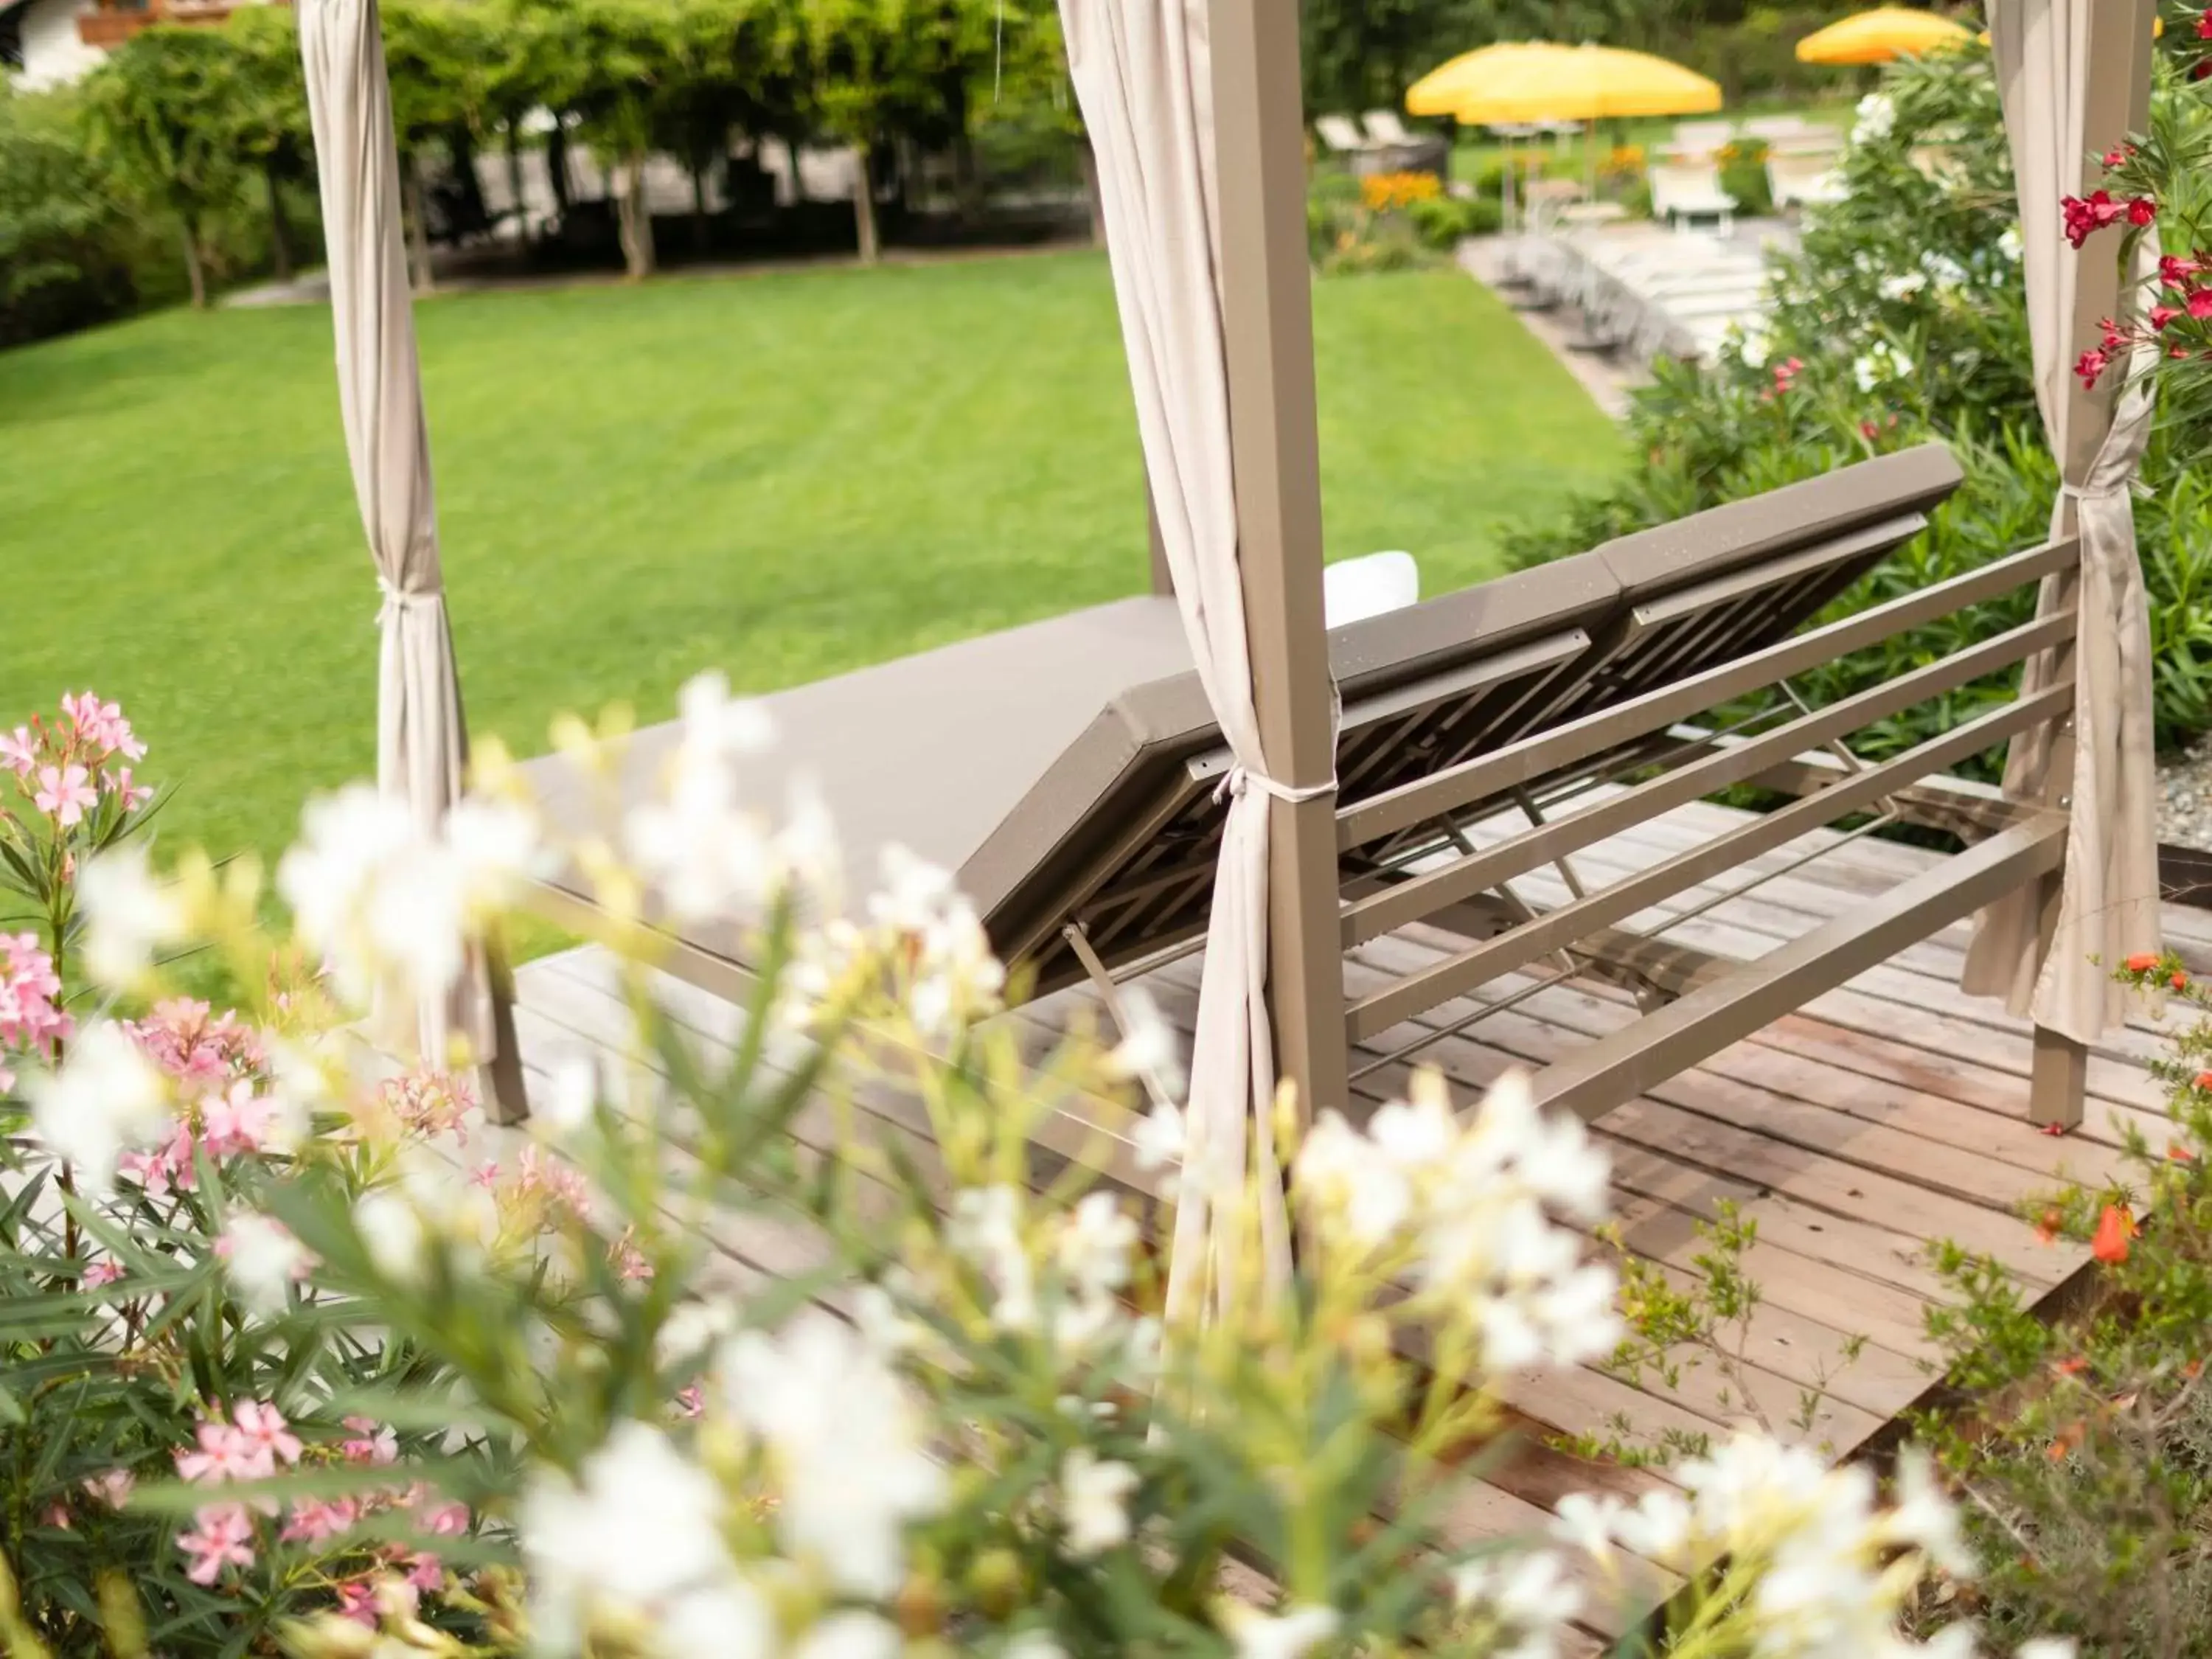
[1963,0,2160,1044]
[1060,0,1315,1322]
[299,0,494,1063]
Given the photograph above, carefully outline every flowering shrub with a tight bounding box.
[1503,48,2212,757]
[0,692,504,1652]
[1906,952,2212,1658]
[1358,169,1440,213]
[1,670,2098,1658]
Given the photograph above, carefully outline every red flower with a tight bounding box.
[2153,305,2182,330]
[2195,1070,2212,1091]
[2062,189,2127,248]
[2176,970,2193,991]
[2163,255,2202,288]
[2190,290,2212,321]
[2076,347,2110,389]
[2193,59,2211,80]
[2199,9,2212,38]
[2126,952,2164,973]
[2129,198,2159,227]
[2092,1204,2135,1265]
[1860,420,1880,441]
[2170,1142,2198,1164]
[2056,1354,2088,1376]
[2036,1206,2065,1243]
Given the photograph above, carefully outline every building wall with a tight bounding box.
[15,0,104,90]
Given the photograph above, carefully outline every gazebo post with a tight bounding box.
[1208,0,1349,1130]
[2023,0,2156,1130]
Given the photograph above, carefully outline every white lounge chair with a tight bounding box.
[1361,109,1421,148]
[1649,162,1739,234]
[1672,119,1737,158]
[1316,114,1381,157]
[1768,150,1848,212]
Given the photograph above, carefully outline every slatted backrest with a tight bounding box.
[966,445,1965,995]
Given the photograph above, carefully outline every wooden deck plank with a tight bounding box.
[487,787,2163,1607]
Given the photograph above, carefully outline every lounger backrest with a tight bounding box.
[1315,114,1372,153]
[1363,109,1417,147]
[965,445,1965,993]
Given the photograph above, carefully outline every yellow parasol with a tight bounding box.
[1405,43,1573,119]
[1796,7,1975,66]
[1439,42,1723,125]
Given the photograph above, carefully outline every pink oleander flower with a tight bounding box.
[41,1503,70,1530]
[102,765,153,810]
[611,1226,653,1283]
[0,935,69,1095]
[282,1496,361,1545]
[232,1401,303,1467]
[675,1383,705,1419]
[415,1498,470,1537]
[32,764,97,828]
[470,1159,501,1189]
[83,1469,134,1509]
[201,1078,280,1156]
[404,1551,443,1593]
[0,725,36,779]
[334,1579,378,1627]
[118,1121,197,1198]
[512,1143,592,1215]
[2062,189,2129,248]
[60,692,144,763]
[81,1259,124,1287]
[377,1070,475,1144]
[2076,346,2112,389]
[176,1416,271,1484]
[341,1416,398,1467]
[176,1504,256,1585]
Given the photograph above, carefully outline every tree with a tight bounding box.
[525,0,683,279]
[0,80,136,345]
[220,5,313,285]
[80,27,242,308]
[799,0,991,264]
[380,0,489,292]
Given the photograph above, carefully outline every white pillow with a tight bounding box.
[1323,551,1420,628]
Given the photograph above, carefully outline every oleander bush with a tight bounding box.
[1506,45,2212,762]
[0,678,2087,1659]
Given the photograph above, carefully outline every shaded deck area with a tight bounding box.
[480,796,2194,1652]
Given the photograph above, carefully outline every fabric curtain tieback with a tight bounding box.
[1215,765,1338,806]
[377,579,441,618]
[2059,479,2129,501]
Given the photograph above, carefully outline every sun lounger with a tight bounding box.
[1361,110,1421,148]
[1670,119,1737,157]
[517,451,1972,1061]
[1315,114,1381,157]
[1768,150,1848,212]
[1649,162,1739,234]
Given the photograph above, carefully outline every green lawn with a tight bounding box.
[0,250,1624,878]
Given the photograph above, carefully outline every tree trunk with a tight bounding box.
[403,152,435,294]
[546,125,573,223]
[953,132,984,224]
[180,218,208,309]
[1077,139,1105,248]
[690,159,710,253]
[506,129,529,246]
[852,141,879,265]
[618,153,655,279]
[263,164,294,283]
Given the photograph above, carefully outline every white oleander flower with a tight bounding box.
[77,843,187,987]
[219,1211,313,1318]
[1133,1101,1186,1173]
[1107,986,1185,1097]
[1217,1601,1339,1659]
[26,1020,170,1192]
[1852,91,1896,145]
[354,1190,428,1284]
[717,1311,945,1597]
[1059,1449,1138,1557]
[1056,1192,1137,1301]
[789,1613,901,1659]
[950,1183,1040,1333]
[520,1419,741,1652]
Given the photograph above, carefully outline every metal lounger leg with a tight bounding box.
[1062,922,1178,1116]
[481,939,531,1125]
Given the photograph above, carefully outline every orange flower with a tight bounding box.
[2125,952,2161,973]
[2035,1206,2065,1244]
[2174,971,2191,992]
[2195,1070,2212,1091]
[2056,1354,2088,1376]
[2171,1142,2199,1164]
[2048,1419,2087,1461]
[2092,1204,2135,1265]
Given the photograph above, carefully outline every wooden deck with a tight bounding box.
[483,796,2199,1652]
